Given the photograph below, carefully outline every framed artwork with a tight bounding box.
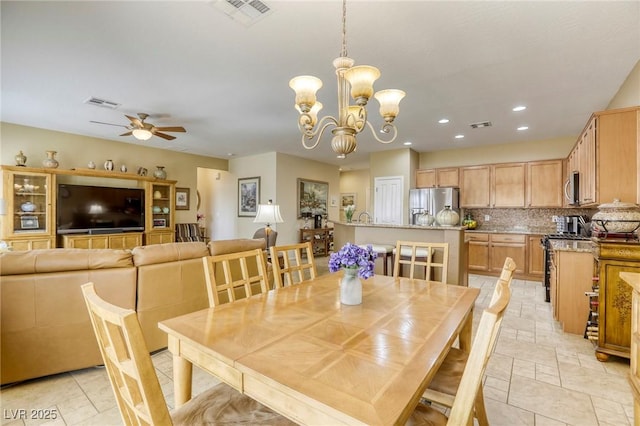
[297,178,328,218]
[153,218,167,228]
[175,187,190,210]
[238,176,260,217]
[340,193,356,210]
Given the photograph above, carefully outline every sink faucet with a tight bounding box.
[358,211,372,224]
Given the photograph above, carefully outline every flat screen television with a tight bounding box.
[57,184,145,234]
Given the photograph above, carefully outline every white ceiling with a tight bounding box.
[2,1,639,169]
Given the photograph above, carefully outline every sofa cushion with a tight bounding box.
[0,248,133,276]
[132,241,209,266]
[208,238,266,255]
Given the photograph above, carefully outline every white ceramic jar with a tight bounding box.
[436,206,460,227]
[417,212,434,226]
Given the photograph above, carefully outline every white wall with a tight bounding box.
[607,59,640,109]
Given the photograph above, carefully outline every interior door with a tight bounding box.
[374,176,403,225]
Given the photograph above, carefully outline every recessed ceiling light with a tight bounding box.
[454,134,464,139]
[337,154,346,159]
[517,126,529,131]
[403,141,412,146]
[227,153,235,156]
[438,118,450,124]
[512,106,527,112]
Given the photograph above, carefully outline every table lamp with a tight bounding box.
[253,199,284,248]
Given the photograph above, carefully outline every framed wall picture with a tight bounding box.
[297,178,328,218]
[340,193,356,210]
[238,176,260,217]
[175,187,190,210]
[20,215,39,229]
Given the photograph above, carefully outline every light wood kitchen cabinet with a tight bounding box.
[550,249,593,335]
[491,163,525,207]
[566,107,639,206]
[1,167,56,250]
[527,235,544,277]
[144,181,176,245]
[460,166,491,207]
[467,233,490,271]
[489,233,526,274]
[416,167,459,188]
[527,160,563,207]
[467,232,541,279]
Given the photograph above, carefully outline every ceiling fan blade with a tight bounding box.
[120,131,133,137]
[90,120,129,128]
[154,126,186,133]
[153,132,176,141]
[125,115,143,128]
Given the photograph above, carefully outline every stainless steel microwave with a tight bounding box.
[564,171,580,206]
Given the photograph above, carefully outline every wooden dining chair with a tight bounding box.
[202,248,269,307]
[269,241,317,288]
[407,275,512,426]
[419,257,517,426]
[81,282,293,425]
[392,240,449,282]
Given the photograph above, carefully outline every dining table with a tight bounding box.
[159,272,480,425]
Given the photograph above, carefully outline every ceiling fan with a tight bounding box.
[90,113,186,141]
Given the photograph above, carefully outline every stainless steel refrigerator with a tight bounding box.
[409,187,460,225]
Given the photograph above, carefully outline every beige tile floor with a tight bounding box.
[0,273,634,425]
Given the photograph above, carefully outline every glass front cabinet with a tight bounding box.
[1,167,56,250]
[145,181,176,244]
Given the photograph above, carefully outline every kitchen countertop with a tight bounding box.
[334,221,466,231]
[465,227,555,235]
[550,239,595,253]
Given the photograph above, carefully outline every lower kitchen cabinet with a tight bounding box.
[550,249,593,335]
[467,232,540,279]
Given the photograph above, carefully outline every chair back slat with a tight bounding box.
[81,283,172,425]
[269,242,317,288]
[393,241,449,282]
[202,248,269,307]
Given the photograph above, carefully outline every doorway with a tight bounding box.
[373,176,403,225]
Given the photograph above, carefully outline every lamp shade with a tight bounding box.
[344,65,380,102]
[253,202,284,225]
[374,89,406,120]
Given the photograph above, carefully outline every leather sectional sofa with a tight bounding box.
[0,238,267,385]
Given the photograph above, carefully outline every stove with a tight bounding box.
[541,233,591,302]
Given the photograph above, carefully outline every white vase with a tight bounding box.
[340,268,362,305]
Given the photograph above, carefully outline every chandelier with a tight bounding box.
[289,0,405,158]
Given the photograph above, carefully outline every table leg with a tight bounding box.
[458,308,474,353]
[167,336,192,408]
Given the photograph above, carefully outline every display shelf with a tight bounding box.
[299,227,334,257]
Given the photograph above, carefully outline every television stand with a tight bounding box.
[89,228,125,235]
[61,232,142,250]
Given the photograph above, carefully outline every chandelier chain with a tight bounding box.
[341,0,347,58]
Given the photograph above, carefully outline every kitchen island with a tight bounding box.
[332,222,467,286]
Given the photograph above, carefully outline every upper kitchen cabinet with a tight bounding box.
[416,167,459,188]
[566,107,639,207]
[460,165,491,207]
[527,160,564,208]
[491,163,526,207]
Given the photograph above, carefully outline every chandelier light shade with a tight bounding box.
[132,128,153,141]
[289,0,405,158]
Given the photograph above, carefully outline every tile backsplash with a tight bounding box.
[464,207,598,233]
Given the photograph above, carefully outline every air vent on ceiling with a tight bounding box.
[84,97,120,109]
[469,121,492,129]
[210,0,273,27]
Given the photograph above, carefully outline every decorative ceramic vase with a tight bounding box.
[137,167,148,177]
[153,206,162,213]
[153,166,167,180]
[591,199,640,234]
[87,161,96,169]
[104,160,114,171]
[120,164,127,173]
[42,151,59,168]
[436,205,459,227]
[340,268,362,305]
[153,190,162,199]
[162,207,170,214]
[15,151,27,167]
[20,201,36,212]
[417,211,434,226]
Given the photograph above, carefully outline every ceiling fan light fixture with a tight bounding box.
[132,128,153,141]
